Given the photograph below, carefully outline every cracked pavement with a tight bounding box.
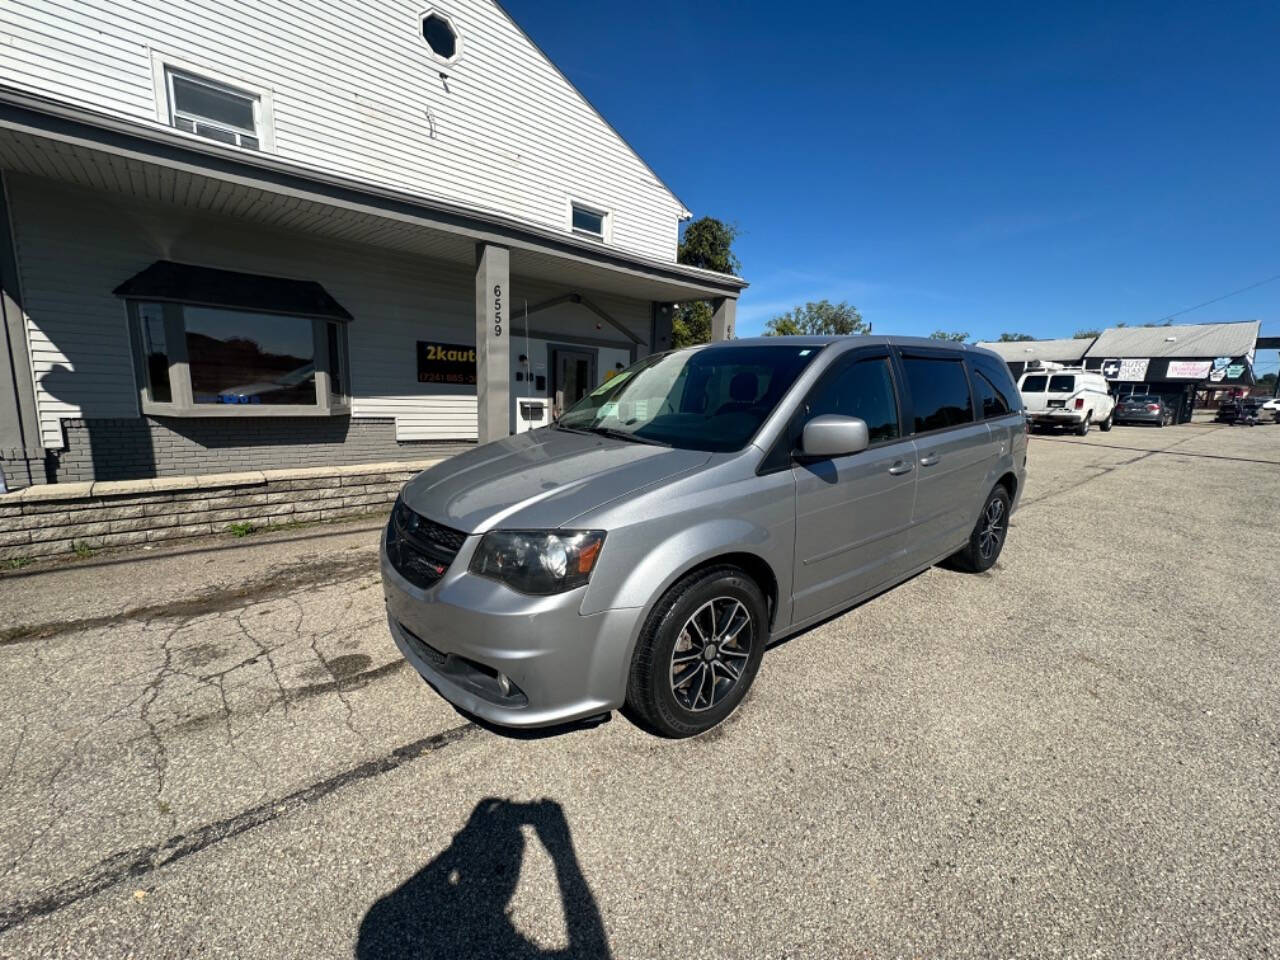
[0,422,1277,958]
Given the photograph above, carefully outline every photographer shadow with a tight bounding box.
[355,798,611,960]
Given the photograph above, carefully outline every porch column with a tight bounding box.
[648,302,674,355]
[474,243,510,444]
[0,174,42,488]
[711,297,736,341]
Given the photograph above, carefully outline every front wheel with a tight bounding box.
[949,485,1012,573]
[626,566,768,738]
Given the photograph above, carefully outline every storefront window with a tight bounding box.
[184,306,317,405]
[138,302,172,403]
[126,300,349,416]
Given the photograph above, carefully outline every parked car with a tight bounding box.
[1215,398,1264,426]
[1018,368,1115,435]
[1260,397,1280,422]
[1113,394,1175,427]
[381,338,1028,737]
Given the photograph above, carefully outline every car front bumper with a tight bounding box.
[380,532,644,729]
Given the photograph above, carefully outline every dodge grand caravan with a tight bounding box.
[382,337,1027,737]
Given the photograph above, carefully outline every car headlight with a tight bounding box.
[468,530,606,595]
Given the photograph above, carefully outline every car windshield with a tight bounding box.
[1128,395,1156,403]
[1047,375,1075,393]
[1021,375,1047,392]
[556,344,822,452]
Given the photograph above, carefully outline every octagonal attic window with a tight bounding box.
[421,12,458,61]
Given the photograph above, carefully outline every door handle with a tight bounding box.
[888,460,914,475]
[919,454,941,467]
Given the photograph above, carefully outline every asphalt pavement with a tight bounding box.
[0,421,1276,958]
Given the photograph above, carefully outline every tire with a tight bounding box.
[1100,410,1114,432]
[949,485,1012,573]
[626,566,768,738]
[1076,414,1091,437]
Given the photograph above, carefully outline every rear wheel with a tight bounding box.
[1076,414,1092,437]
[949,485,1012,573]
[1100,410,1114,432]
[626,566,768,738]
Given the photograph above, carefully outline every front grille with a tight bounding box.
[386,499,467,589]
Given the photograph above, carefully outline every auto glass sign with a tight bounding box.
[417,341,477,385]
[1101,358,1150,381]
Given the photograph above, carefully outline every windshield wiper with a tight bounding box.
[588,426,671,447]
[552,422,594,435]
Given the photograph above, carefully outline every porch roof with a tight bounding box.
[0,85,745,305]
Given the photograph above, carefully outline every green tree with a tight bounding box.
[671,217,740,348]
[1259,371,1277,389]
[764,300,867,336]
[1074,329,1102,339]
[929,330,969,342]
[671,302,712,348]
[997,332,1036,342]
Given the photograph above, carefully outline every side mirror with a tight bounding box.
[799,415,870,459]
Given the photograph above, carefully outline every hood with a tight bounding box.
[400,428,712,533]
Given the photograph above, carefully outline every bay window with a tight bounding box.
[118,261,352,417]
[128,301,349,416]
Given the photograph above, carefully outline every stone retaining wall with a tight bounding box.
[0,459,442,562]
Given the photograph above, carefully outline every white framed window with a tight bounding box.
[151,53,276,152]
[166,69,260,149]
[570,201,611,242]
[419,8,463,64]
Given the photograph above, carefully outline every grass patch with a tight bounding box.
[227,522,256,538]
[4,556,34,570]
[71,541,96,560]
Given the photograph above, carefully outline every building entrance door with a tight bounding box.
[550,348,596,417]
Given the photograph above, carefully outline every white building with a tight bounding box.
[0,0,744,488]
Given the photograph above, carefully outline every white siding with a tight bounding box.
[7,174,651,447]
[0,0,686,261]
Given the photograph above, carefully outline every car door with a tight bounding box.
[790,348,918,624]
[896,349,997,564]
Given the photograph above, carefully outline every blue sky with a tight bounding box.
[505,0,1279,379]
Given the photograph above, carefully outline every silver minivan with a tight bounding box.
[381,337,1027,737]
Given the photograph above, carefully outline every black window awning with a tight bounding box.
[113,260,353,321]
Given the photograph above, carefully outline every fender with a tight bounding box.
[580,512,793,621]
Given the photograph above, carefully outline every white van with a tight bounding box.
[1018,367,1114,435]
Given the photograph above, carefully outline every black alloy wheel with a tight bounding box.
[626,566,768,738]
[949,485,1012,573]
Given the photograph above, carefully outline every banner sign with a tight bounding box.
[1101,358,1150,381]
[417,340,477,385]
[1166,360,1212,379]
[1208,356,1231,383]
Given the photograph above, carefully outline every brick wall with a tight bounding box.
[0,459,444,562]
[49,416,471,484]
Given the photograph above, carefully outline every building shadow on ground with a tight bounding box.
[355,798,611,960]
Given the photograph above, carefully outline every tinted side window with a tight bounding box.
[1021,375,1047,392]
[974,355,1022,413]
[902,357,973,433]
[1047,375,1075,393]
[803,356,900,444]
[973,370,1010,419]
